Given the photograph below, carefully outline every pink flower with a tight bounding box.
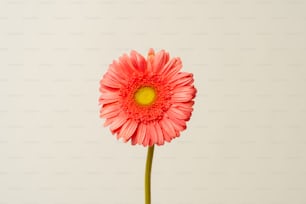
[99,49,196,146]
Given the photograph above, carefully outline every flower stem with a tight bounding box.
[145,145,154,204]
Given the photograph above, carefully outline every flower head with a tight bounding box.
[99,49,196,146]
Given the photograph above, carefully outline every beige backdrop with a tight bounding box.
[1,0,306,203]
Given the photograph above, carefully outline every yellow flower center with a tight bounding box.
[134,86,156,106]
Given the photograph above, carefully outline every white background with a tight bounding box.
[1,0,306,203]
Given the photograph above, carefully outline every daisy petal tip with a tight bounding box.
[148,48,155,55]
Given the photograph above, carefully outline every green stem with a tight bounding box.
[145,145,155,204]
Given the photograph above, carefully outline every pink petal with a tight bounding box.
[112,60,130,80]
[108,61,128,82]
[171,86,196,102]
[101,73,121,89]
[118,119,138,142]
[167,106,191,120]
[99,90,120,105]
[169,72,194,88]
[131,135,138,145]
[146,59,154,75]
[100,84,119,93]
[154,122,164,145]
[119,54,138,75]
[149,138,154,146]
[104,116,116,127]
[173,86,196,94]
[160,127,171,142]
[165,112,186,131]
[99,91,119,99]
[173,101,195,112]
[147,123,157,145]
[171,94,195,102]
[148,48,155,56]
[146,48,155,74]
[110,114,128,131]
[142,127,150,146]
[128,131,137,143]
[100,103,120,118]
[161,58,182,80]
[152,50,169,74]
[159,117,176,141]
[99,98,118,105]
[135,123,146,145]
[130,50,146,72]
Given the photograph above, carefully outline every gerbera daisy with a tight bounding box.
[99,48,196,146]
